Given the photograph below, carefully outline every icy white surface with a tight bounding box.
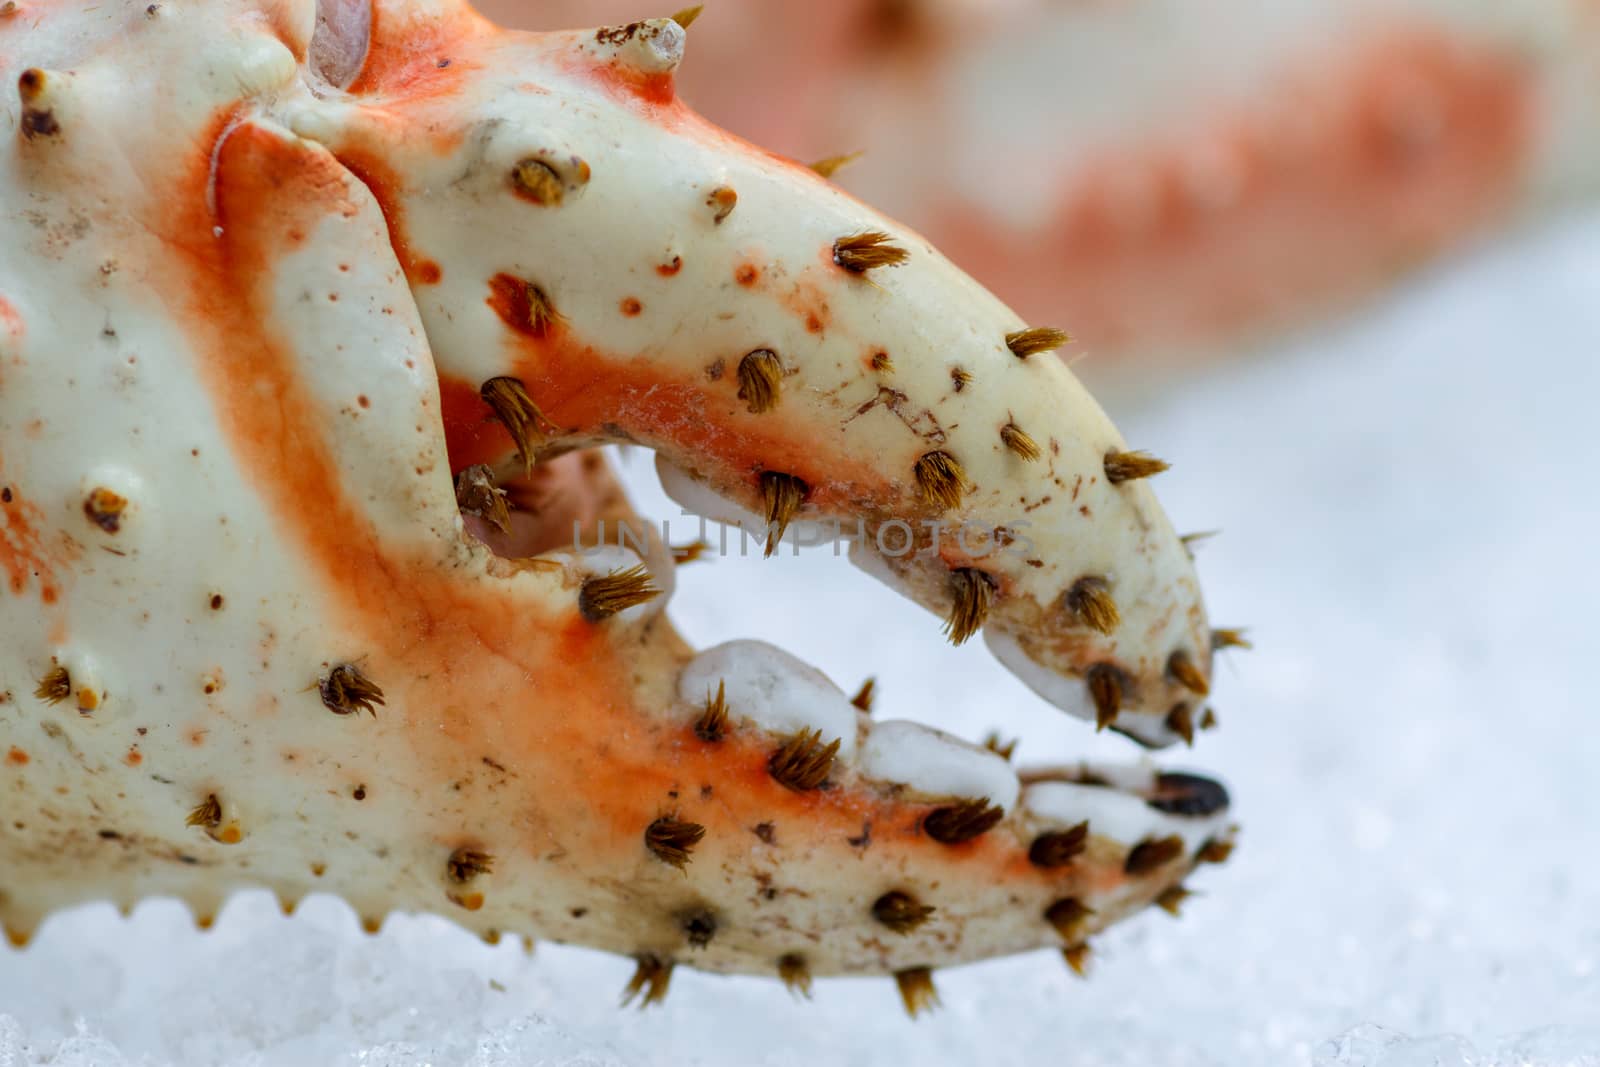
[677,639,862,756]
[3,213,1599,1065]
[858,719,1021,810]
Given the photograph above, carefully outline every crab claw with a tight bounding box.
[0,0,1233,1001]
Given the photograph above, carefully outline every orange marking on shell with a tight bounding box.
[0,472,62,604]
[346,0,490,98]
[332,147,444,286]
[620,296,643,316]
[4,746,27,766]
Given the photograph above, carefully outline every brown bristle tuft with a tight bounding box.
[480,376,555,473]
[923,797,1003,844]
[982,731,1017,761]
[34,664,70,705]
[736,348,784,414]
[1065,576,1120,635]
[1155,885,1193,917]
[671,540,710,565]
[1000,421,1041,461]
[509,158,563,206]
[777,954,813,999]
[1028,821,1090,868]
[914,450,966,510]
[1063,943,1092,978]
[809,151,863,179]
[670,3,703,28]
[1212,627,1253,651]
[447,847,495,884]
[950,366,972,391]
[1086,663,1125,731]
[758,470,809,557]
[1200,707,1220,730]
[644,815,706,869]
[1044,898,1095,942]
[694,681,730,742]
[833,230,910,273]
[1005,326,1070,359]
[870,350,895,373]
[578,564,661,622]
[1125,834,1186,875]
[1198,837,1236,865]
[942,568,995,646]
[767,728,840,792]
[872,890,935,934]
[1166,703,1196,746]
[621,954,674,1008]
[185,793,222,830]
[319,663,385,717]
[454,464,510,534]
[850,677,876,713]
[894,967,940,1018]
[1167,649,1209,696]
[680,907,717,948]
[1104,449,1170,485]
[1180,530,1219,558]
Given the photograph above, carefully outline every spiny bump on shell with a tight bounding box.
[1213,627,1253,651]
[833,231,909,273]
[480,376,554,473]
[1000,421,1041,461]
[870,350,895,373]
[1005,326,1070,359]
[1198,837,1236,865]
[1167,649,1209,696]
[578,564,661,622]
[1104,449,1170,485]
[809,151,862,179]
[1200,707,1220,730]
[319,663,385,717]
[1063,943,1092,978]
[1065,576,1119,635]
[872,890,935,934]
[185,793,222,830]
[706,185,737,224]
[1044,897,1095,942]
[777,954,813,999]
[510,157,563,205]
[669,4,703,29]
[1166,703,1196,746]
[1028,821,1090,868]
[923,797,1004,844]
[894,967,940,1018]
[759,470,808,557]
[693,680,730,742]
[850,676,876,713]
[83,487,128,532]
[736,348,783,414]
[942,568,995,646]
[454,464,510,533]
[1125,834,1186,875]
[671,540,710,565]
[950,366,973,391]
[913,450,966,510]
[644,815,707,869]
[767,728,840,792]
[982,731,1017,760]
[34,664,70,705]
[1086,663,1125,730]
[680,907,717,948]
[1155,885,1194,916]
[446,847,494,884]
[621,954,674,1008]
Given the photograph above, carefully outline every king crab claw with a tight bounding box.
[0,0,1238,1009]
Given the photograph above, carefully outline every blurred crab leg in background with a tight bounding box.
[485,0,1600,381]
[0,0,1238,1010]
